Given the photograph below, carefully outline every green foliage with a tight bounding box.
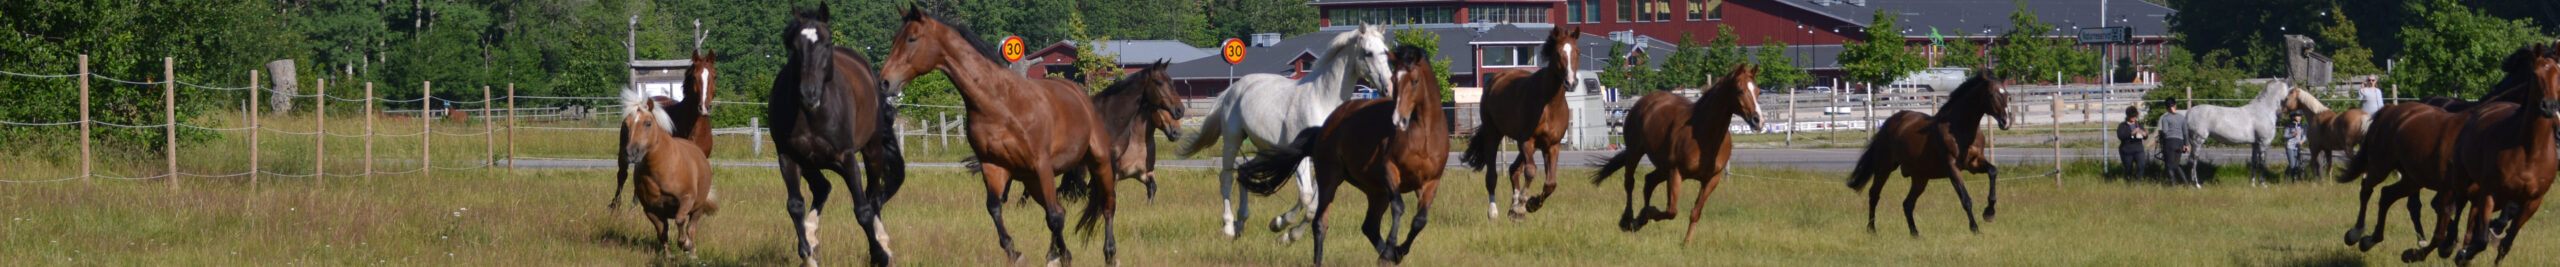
[1661,34,1709,89]
[1599,42,1664,96]
[1753,37,1810,91]
[1703,25,1749,79]
[1062,10,1123,93]
[1839,10,1922,87]
[1936,28,1986,70]
[2389,0,2548,99]
[2142,47,2254,123]
[0,0,295,155]
[1990,4,2057,82]
[2315,5,2381,78]
[1391,26,1455,102]
[1207,0,1320,42]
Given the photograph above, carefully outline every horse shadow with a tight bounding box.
[2232,245,2366,267]
[587,220,797,266]
[2103,160,2234,185]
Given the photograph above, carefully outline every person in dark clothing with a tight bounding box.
[2157,98,2196,187]
[2119,106,2148,179]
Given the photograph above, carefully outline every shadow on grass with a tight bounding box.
[588,221,799,266]
[2237,246,2366,267]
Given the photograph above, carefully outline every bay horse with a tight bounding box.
[766,5,908,266]
[2277,88,2365,180]
[620,90,721,257]
[613,50,722,210]
[1171,25,1393,240]
[877,7,1128,265]
[1842,76,2011,236]
[1235,43,1448,266]
[2407,44,2560,264]
[1461,26,1583,219]
[1589,64,1764,243]
[2335,44,2560,252]
[1088,60,1185,199]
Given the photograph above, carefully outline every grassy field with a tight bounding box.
[6,161,2555,266]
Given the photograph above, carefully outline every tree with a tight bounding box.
[1990,3,2057,83]
[2316,5,2382,78]
[1207,0,1319,41]
[1064,9,1124,93]
[1599,41,1662,95]
[2391,0,2550,99]
[1754,37,1811,92]
[1936,28,1986,69]
[1661,33,1709,89]
[1702,24,1749,79]
[1391,25,1455,102]
[2143,47,2253,122]
[1840,9,1922,89]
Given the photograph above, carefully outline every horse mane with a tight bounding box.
[906,9,1010,67]
[1094,62,1167,98]
[831,46,877,70]
[1307,26,1381,82]
[621,89,674,133]
[2240,81,2291,109]
[1937,77,1994,117]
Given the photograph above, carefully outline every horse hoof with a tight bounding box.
[1982,207,1997,222]
[1377,258,1397,267]
[2401,249,2429,263]
[1640,208,1676,221]
[1523,196,1548,213]
[1008,251,1027,265]
[1046,258,1066,267]
[2343,229,2365,246]
[1270,215,1294,232]
[2358,236,2381,251]
[1487,204,1502,220]
[1220,223,1240,239]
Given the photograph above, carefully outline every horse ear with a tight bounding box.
[903,4,921,21]
[816,3,832,21]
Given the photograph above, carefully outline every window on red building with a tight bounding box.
[1568,1,1582,23]
[1616,0,1633,23]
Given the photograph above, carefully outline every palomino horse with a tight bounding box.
[613,50,722,210]
[1843,76,2011,236]
[2182,82,2293,184]
[1461,26,1583,219]
[2408,44,2560,265]
[1172,25,1393,240]
[620,90,720,257]
[2277,88,2365,180]
[2336,44,2560,253]
[766,6,908,266]
[1235,44,1449,265]
[1589,64,1764,242]
[877,8,1130,265]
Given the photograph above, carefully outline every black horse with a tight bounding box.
[767,5,907,266]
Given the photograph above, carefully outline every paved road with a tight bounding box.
[508,147,2283,171]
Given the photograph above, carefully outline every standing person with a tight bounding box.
[2358,76,2384,114]
[2283,113,2306,181]
[2118,106,2149,179]
[2157,98,2196,187]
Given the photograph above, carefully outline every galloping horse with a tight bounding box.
[1088,61,1185,199]
[1235,44,1449,266]
[877,8,1129,265]
[2409,44,2560,265]
[1589,64,1764,243]
[612,50,723,210]
[1843,76,2011,236]
[2336,44,2560,253]
[2278,88,2364,180]
[619,89,720,257]
[765,6,907,266]
[2183,82,2293,184]
[1172,25,1393,240]
[1461,26,1583,219]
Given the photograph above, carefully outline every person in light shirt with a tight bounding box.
[2358,76,2383,114]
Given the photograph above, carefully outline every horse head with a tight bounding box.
[881,6,1007,100]
[2280,87,2328,116]
[1134,60,1186,140]
[785,5,835,111]
[1953,75,2012,130]
[2530,43,2560,118]
[1715,64,1766,131]
[687,50,720,115]
[1389,44,1440,131]
[1349,25,1398,106]
[621,89,675,164]
[1542,27,1585,94]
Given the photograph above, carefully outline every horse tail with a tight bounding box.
[1458,126,1503,170]
[1239,127,1324,195]
[1059,166,1095,200]
[1590,147,1643,185]
[1063,166,1109,236]
[865,128,909,202]
[1173,92,1238,157]
[699,185,721,216]
[960,156,983,174]
[1846,121,1899,189]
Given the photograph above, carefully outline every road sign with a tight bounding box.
[2077,27,2130,44]
[1221,38,1247,65]
[1001,36,1026,62]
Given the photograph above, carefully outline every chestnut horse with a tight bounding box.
[877,8,1128,265]
[620,90,720,257]
[2277,88,2364,180]
[2409,44,2560,264]
[1461,26,1582,219]
[2335,44,2560,253]
[766,6,907,266]
[613,50,722,210]
[1589,64,1764,243]
[1843,76,2012,236]
[1236,44,1449,265]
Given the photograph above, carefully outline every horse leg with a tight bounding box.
[1681,170,1728,244]
[1507,139,1535,218]
[1313,176,1343,266]
[1945,164,1984,233]
[1218,121,1247,238]
[1617,164,1641,231]
[1394,180,1439,262]
[977,166,1025,263]
[2344,174,2381,248]
[776,158,821,266]
[2405,191,2462,262]
[855,149,899,265]
[1275,159,1319,242]
[676,201,698,255]
[1983,163,2000,222]
[2455,196,2498,263]
[653,215,672,257]
[1864,172,1888,234]
[1641,170,1676,221]
[1901,178,1929,237]
[1362,190,1396,263]
[1033,167,1073,266]
[1531,144,1562,211]
[2357,178,2412,250]
[2491,200,2539,264]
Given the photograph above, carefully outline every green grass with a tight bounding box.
[5,162,2552,266]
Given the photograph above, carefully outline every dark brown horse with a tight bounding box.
[765,6,907,266]
[2336,44,2560,253]
[613,50,722,210]
[1088,60,1185,199]
[1461,26,1582,219]
[2408,44,2560,264]
[620,90,720,257]
[1843,76,2012,236]
[877,8,1126,265]
[1236,44,1449,266]
[1589,65,1764,243]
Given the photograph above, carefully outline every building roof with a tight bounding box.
[1776,0,2176,38]
[1057,40,1222,65]
[1471,24,1546,44]
[1165,26,1489,80]
[1307,0,1561,6]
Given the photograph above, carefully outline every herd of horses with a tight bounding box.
[590,5,2555,266]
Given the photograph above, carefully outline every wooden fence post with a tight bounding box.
[483,85,493,167]
[2052,94,2063,185]
[316,79,327,185]
[507,83,516,170]
[164,57,177,191]
[249,69,260,187]
[423,81,432,178]
[365,83,374,181]
[1786,91,1795,147]
[78,55,90,184]
[748,118,762,156]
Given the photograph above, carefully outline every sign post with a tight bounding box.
[1224,37,1246,98]
[1000,36,1027,63]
